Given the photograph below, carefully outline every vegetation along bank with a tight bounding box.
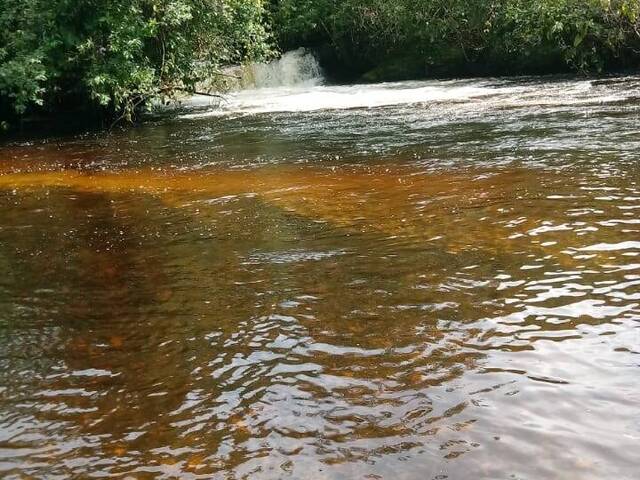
[1,0,639,128]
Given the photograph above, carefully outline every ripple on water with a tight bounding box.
[0,75,639,479]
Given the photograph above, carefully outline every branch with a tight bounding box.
[209,72,241,79]
[192,90,226,99]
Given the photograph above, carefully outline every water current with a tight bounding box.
[0,54,639,479]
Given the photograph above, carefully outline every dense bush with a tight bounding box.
[271,0,640,79]
[493,0,640,72]
[0,0,271,126]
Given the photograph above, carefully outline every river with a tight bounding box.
[0,68,639,479]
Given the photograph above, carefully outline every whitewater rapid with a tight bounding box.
[179,49,638,120]
[183,78,633,118]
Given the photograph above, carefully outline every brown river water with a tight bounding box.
[0,76,639,479]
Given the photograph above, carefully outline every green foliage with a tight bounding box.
[0,0,50,116]
[271,0,640,78]
[494,0,630,72]
[0,0,272,122]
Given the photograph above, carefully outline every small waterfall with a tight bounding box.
[243,48,323,89]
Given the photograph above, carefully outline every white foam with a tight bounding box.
[183,82,514,118]
[180,75,637,119]
[248,48,323,89]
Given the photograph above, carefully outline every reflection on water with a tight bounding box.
[1,76,639,479]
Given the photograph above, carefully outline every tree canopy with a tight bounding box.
[0,0,271,126]
[272,0,640,79]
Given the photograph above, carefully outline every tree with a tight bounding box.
[270,0,640,79]
[0,0,272,125]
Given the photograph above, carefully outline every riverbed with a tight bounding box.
[0,75,639,479]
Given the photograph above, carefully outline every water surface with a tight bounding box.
[0,75,639,479]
